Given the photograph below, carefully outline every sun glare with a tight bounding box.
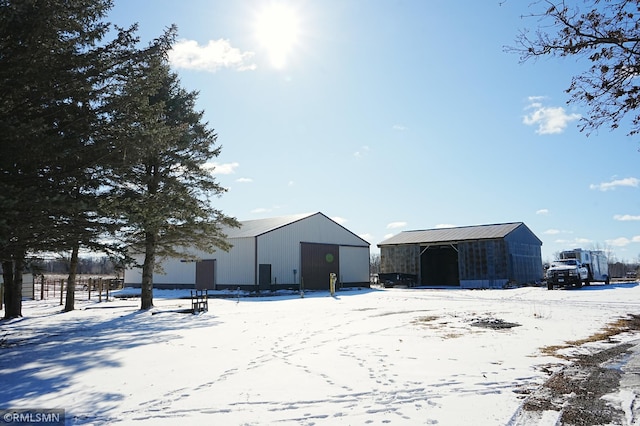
[254,3,300,69]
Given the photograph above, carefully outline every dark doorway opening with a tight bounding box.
[195,259,216,290]
[421,245,459,286]
[258,264,272,290]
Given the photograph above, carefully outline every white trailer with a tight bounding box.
[559,248,610,285]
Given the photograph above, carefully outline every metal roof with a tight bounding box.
[377,222,528,246]
[224,213,315,238]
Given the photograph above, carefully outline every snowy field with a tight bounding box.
[1,283,640,425]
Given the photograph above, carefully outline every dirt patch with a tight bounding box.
[522,343,631,425]
[541,314,640,359]
[518,314,640,425]
[470,317,521,330]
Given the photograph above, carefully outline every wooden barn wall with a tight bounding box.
[504,225,544,284]
[380,244,420,275]
[458,240,508,282]
[505,241,543,284]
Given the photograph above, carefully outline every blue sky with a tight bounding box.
[109,1,640,262]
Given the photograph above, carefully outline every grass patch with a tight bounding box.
[412,315,439,324]
[541,314,640,359]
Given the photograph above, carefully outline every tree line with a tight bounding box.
[0,0,238,318]
[29,256,123,277]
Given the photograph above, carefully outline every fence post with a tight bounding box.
[40,275,45,300]
[59,279,64,306]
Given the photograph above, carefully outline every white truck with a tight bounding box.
[546,248,610,290]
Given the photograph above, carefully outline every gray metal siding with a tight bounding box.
[256,213,368,286]
[256,227,301,286]
[126,212,370,289]
[215,237,256,286]
[339,245,370,284]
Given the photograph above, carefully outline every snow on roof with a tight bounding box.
[378,222,526,246]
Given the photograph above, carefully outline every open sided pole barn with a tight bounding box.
[377,222,543,289]
[124,212,371,291]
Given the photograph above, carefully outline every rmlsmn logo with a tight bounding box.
[0,409,65,425]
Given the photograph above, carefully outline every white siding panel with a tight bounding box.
[256,214,368,286]
[257,229,301,286]
[215,237,256,285]
[124,257,195,286]
[126,212,370,289]
[339,245,370,284]
[265,213,368,246]
[124,238,256,288]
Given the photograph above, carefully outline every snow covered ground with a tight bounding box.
[1,282,639,425]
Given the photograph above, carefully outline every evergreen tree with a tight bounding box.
[0,0,137,316]
[105,28,239,310]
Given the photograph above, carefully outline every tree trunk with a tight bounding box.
[2,257,24,319]
[140,231,156,310]
[64,244,79,312]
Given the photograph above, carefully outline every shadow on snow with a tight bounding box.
[0,303,220,422]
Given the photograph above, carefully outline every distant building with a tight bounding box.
[377,222,543,289]
[124,212,370,291]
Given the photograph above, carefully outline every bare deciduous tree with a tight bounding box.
[508,1,640,139]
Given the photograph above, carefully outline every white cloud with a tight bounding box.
[606,237,631,247]
[386,221,407,229]
[358,233,373,242]
[614,214,640,221]
[575,238,592,244]
[383,233,395,240]
[236,177,253,183]
[331,216,347,225]
[606,235,640,246]
[393,124,408,131]
[354,146,370,159]
[554,237,591,245]
[536,209,549,215]
[544,229,560,235]
[204,162,239,175]
[169,39,256,72]
[590,177,640,191]
[435,224,455,229]
[250,207,270,214]
[523,97,581,134]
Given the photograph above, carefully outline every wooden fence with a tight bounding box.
[34,276,123,304]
